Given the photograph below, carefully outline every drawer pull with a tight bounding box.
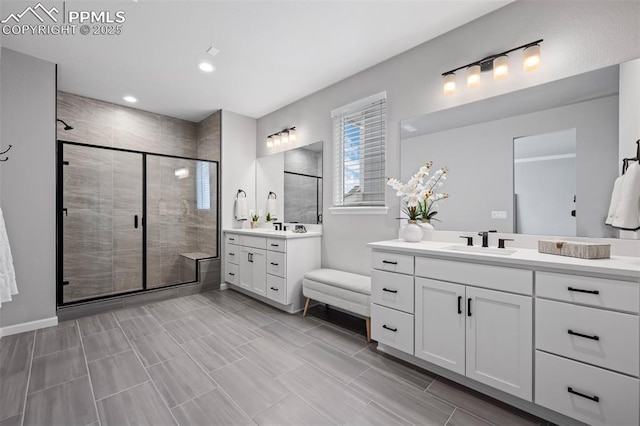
[382,260,398,265]
[270,244,279,247]
[568,287,599,295]
[382,288,398,294]
[229,237,235,241]
[229,252,235,256]
[270,262,279,266]
[228,272,235,276]
[382,325,397,332]
[270,287,279,291]
[567,329,600,341]
[457,296,462,315]
[467,298,472,317]
[567,387,599,403]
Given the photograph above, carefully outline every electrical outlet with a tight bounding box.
[491,211,507,219]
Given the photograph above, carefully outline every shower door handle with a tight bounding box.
[134,215,139,229]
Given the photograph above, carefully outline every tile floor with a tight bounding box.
[0,289,550,426]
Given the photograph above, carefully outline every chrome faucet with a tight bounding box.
[478,230,497,248]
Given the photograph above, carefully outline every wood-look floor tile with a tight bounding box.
[172,295,210,312]
[33,324,80,357]
[253,394,334,426]
[207,320,260,348]
[147,354,217,408]
[131,332,185,367]
[349,368,454,425]
[271,312,323,333]
[354,345,435,390]
[242,299,282,316]
[23,376,97,426]
[0,342,33,420]
[97,381,176,426]
[305,324,370,356]
[0,331,34,349]
[119,315,164,340]
[188,306,227,329]
[426,380,542,426]
[211,358,290,418]
[218,289,253,304]
[236,338,304,378]
[446,408,494,426]
[180,335,242,372]
[88,350,148,400]
[256,321,314,352]
[278,364,369,425]
[345,401,413,426]
[28,346,87,393]
[112,305,149,322]
[208,294,247,313]
[147,301,189,324]
[227,308,276,330]
[171,388,255,426]
[163,316,211,344]
[78,312,118,336]
[294,341,369,384]
[82,328,131,362]
[0,414,22,426]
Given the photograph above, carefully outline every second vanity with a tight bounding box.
[368,239,639,426]
[224,228,321,312]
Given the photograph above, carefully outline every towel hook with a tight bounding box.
[237,189,247,198]
[0,145,12,162]
[268,191,277,199]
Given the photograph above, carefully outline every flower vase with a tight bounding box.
[401,220,424,243]
[419,220,434,231]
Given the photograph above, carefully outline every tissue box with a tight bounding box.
[538,240,610,259]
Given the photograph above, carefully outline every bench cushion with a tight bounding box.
[303,279,371,317]
[303,269,371,295]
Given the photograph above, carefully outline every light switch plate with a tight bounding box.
[491,211,507,219]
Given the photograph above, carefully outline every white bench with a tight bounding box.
[302,268,372,342]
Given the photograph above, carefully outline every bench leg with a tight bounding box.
[366,317,371,342]
[303,298,311,317]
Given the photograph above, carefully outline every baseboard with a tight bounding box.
[0,316,58,338]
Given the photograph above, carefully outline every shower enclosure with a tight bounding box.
[57,141,219,305]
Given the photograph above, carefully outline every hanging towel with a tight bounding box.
[0,207,18,307]
[605,175,625,225]
[235,197,248,221]
[266,198,278,220]
[612,161,640,231]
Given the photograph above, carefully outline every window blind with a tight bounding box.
[332,91,386,207]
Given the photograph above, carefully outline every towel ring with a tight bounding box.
[237,189,246,198]
[0,145,11,162]
[268,191,277,199]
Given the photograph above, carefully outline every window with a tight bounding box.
[332,91,387,208]
[196,161,210,210]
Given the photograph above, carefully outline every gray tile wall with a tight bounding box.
[58,93,221,302]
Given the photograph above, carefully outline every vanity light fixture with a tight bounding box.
[442,39,543,95]
[123,95,137,103]
[266,127,298,148]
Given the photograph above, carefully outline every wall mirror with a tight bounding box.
[400,64,625,239]
[256,141,323,224]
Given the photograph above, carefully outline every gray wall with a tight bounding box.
[0,48,57,327]
[256,1,640,275]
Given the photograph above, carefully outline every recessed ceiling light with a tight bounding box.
[198,62,215,73]
[123,95,137,103]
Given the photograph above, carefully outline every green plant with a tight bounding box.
[251,213,259,222]
[266,212,272,222]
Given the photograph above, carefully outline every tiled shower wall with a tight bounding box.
[58,92,221,302]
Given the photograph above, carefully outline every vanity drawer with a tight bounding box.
[266,251,286,278]
[226,242,239,265]
[372,251,414,275]
[371,270,414,314]
[371,304,414,354]
[535,351,639,426]
[536,271,639,313]
[240,235,267,250]
[536,299,639,376]
[266,275,286,304]
[225,234,239,245]
[415,257,532,295]
[267,238,286,253]
[225,262,239,285]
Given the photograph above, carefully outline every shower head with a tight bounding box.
[56,119,74,131]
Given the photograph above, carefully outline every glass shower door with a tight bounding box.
[61,143,144,303]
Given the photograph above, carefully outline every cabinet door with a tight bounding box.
[250,249,267,296]
[466,287,532,401]
[238,247,253,290]
[414,278,466,375]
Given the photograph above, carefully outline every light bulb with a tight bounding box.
[266,136,274,148]
[289,128,297,142]
[281,130,289,144]
[443,73,456,95]
[523,44,541,71]
[466,65,481,88]
[493,55,509,80]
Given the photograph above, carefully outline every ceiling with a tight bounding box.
[1,1,511,122]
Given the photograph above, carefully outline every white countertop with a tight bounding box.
[368,239,640,281]
[224,228,322,240]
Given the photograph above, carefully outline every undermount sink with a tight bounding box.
[443,245,516,255]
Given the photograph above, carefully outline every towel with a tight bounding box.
[605,175,624,225]
[235,197,248,221]
[266,198,278,220]
[0,207,18,307]
[612,161,640,231]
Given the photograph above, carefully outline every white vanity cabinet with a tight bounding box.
[224,230,321,313]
